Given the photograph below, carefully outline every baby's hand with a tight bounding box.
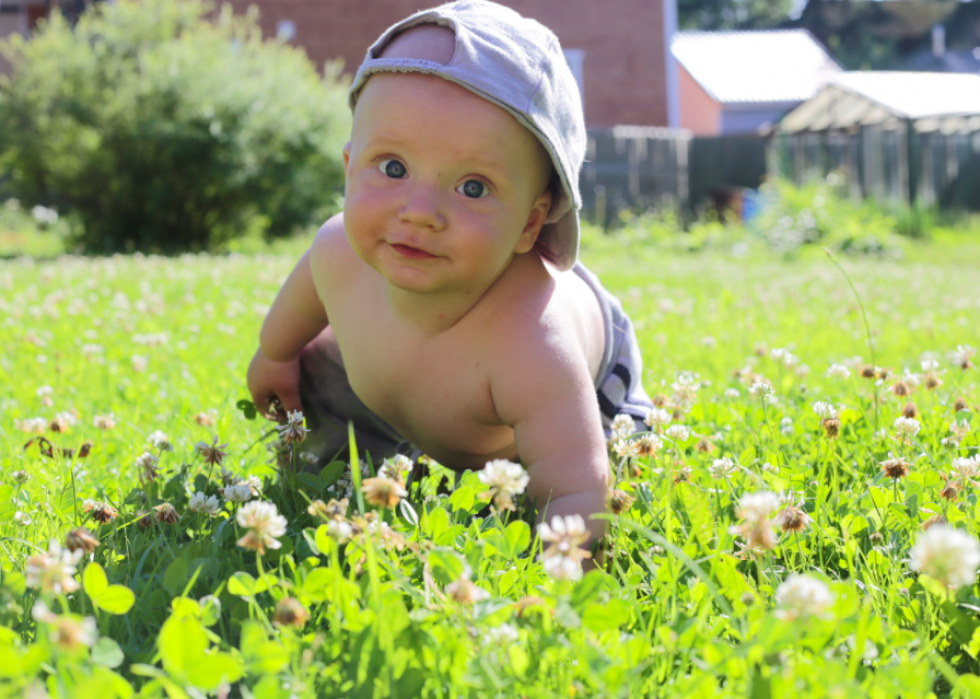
[247,347,302,423]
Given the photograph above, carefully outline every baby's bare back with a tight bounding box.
[309,217,604,471]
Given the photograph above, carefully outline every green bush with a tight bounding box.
[0,0,351,254]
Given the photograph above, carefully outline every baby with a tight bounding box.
[247,0,654,544]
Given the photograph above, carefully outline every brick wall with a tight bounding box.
[225,0,669,128]
[678,64,720,135]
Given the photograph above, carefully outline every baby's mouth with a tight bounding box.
[390,243,438,260]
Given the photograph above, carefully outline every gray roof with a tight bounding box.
[672,30,843,105]
[780,71,980,132]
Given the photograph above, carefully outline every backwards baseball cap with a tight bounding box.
[348,0,586,272]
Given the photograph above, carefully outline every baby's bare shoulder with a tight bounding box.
[482,256,590,361]
[309,212,361,291]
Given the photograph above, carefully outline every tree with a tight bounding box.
[678,0,796,31]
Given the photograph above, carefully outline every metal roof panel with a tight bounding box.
[672,30,843,105]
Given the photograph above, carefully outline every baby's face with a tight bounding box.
[342,72,553,296]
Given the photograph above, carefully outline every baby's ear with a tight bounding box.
[342,141,352,172]
[515,188,553,254]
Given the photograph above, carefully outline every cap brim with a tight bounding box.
[534,205,579,272]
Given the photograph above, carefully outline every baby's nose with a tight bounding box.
[397,184,447,230]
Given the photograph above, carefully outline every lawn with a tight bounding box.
[1,226,980,698]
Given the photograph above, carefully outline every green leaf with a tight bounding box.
[83,562,109,600]
[508,645,529,677]
[162,558,187,596]
[680,485,713,548]
[297,473,322,492]
[398,499,419,527]
[570,570,618,611]
[314,525,336,557]
[170,597,199,619]
[428,548,465,587]
[91,638,124,668]
[448,485,475,513]
[236,399,257,420]
[199,596,222,626]
[95,585,135,615]
[319,461,346,486]
[185,651,243,690]
[0,485,12,503]
[159,616,207,675]
[504,520,530,557]
[249,641,290,674]
[227,571,256,597]
[582,598,630,631]
[423,506,450,540]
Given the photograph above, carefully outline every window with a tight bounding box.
[562,49,585,106]
[276,20,296,43]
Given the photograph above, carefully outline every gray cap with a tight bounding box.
[348,0,586,272]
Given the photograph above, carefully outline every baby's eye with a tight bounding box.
[457,179,488,199]
[378,159,407,179]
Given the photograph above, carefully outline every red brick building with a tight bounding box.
[223,0,678,128]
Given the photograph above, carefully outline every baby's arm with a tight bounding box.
[491,326,610,548]
[247,216,338,417]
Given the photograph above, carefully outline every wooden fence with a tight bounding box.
[579,127,690,227]
[579,128,769,225]
[768,123,980,210]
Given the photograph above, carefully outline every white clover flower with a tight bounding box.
[701,335,717,348]
[951,344,977,369]
[482,623,520,646]
[277,409,310,445]
[775,574,834,620]
[723,388,740,399]
[131,355,148,372]
[749,382,774,399]
[909,526,980,588]
[93,414,116,430]
[236,501,288,555]
[135,452,159,481]
[36,385,53,398]
[709,457,737,480]
[147,430,172,451]
[952,456,979,481]
[665,424,690,442]
[12,470,30,484]
[644,407,672,429]
[25,540,83,594]
[950,420,971,439]
[894,416,921,442]
[812,401,837,420]
[243,475,263,496]
[222,484,252,503]
[299,452,319,464]
[671,372,700,408]
[770,348,786,362]
[921,358,940,372]
[542,554,583,581]
[826,363,851,380]
[15,417,47,434]
[478,459,529,511]
[735,491,780,523]
[188,492,221,516]
[902,368,921,388]
[538,514,591,581]
[379,454,413,482]
[326,519,353,544]
[14,511,32,526]
[610,413,636,441]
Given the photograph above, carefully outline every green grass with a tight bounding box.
[1,227,979,698]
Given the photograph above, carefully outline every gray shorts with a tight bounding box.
[297,261,654,466]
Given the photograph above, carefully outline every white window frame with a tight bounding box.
[563,48,585,107]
